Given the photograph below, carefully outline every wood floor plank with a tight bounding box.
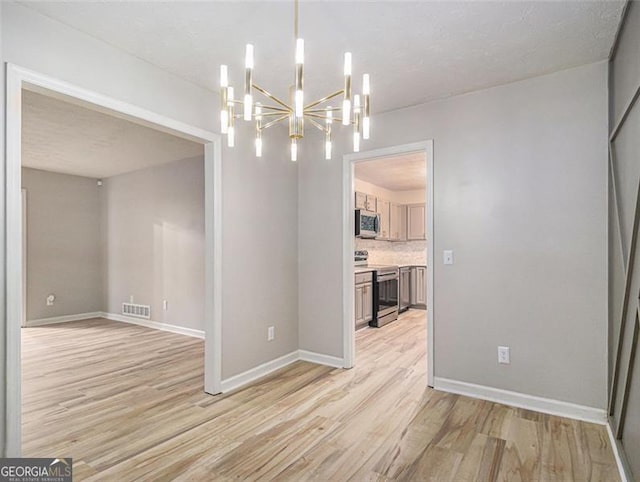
[22,312,619,481]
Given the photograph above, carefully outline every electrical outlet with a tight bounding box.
[498,346,510,364]
[163,300,169,311]
[129,295,134,303]
[46,294,55,306]
[267,326,275,341]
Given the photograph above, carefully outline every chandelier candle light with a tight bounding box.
[218,0,371,161]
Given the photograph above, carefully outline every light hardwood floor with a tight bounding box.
[22,312,619,481]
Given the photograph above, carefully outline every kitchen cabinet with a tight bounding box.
[355,272,374,329]
[407,204,426,240]
[377,199,390,240]
[399,267,411,312]
[356,192,377,212]
[410,266,427,308]
[389,203,404,241]
[363,283,373,323]
[366,195,377,212]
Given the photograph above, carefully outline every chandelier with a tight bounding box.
[218,0,371,161]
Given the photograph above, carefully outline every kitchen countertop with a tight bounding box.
[354,264,426,273]
[354,266,375,273]
[354,264,398,273]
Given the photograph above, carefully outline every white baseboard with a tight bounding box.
[101,312,204,339]
[221,351,299,393]
[220,349,345,393]
[606,422,630,482]
[434,377,607,425]
[27,312,104,327]
[298,349,344,369]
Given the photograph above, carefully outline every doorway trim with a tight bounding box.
[342,140,434,386]
[21,189,27,328]
[5,63,223,456]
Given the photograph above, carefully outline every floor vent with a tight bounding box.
[122,302,151,320]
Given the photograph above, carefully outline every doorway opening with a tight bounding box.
[342,141,434,386]
[5,64,222,456]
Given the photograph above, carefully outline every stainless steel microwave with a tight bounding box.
[355,209,380,238]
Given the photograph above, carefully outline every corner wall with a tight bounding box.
[299,61,609,409]
[22,168,103,321]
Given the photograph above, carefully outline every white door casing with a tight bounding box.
[343,141,434,386]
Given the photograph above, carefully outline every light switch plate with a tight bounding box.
[443,250,454,265]
[267,326,275,341]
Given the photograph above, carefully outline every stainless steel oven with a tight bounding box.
[372,267,399,327]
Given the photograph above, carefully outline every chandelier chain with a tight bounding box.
[294,0,299,40]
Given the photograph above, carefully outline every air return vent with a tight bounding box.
[122,302,151,319]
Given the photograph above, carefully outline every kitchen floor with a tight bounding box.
[22,313,618,480]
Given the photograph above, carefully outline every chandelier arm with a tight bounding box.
[261,113,290,130]
[305,112,349,124]
[304,89,344,111]
[306,117,328,133]
[305,107,342,114]
[260,111,293,117]
[260,105,290,112]
[252,84,292,112]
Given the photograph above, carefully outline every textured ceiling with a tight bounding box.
[21,1,624,114]
[355,151,426,191]
[22,90,203,179]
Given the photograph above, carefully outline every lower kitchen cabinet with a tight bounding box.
[399,267,411,312]
[355,272,374,329]
[410,266,427,308]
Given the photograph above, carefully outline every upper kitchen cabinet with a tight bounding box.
[407,204,426,240]
[365,194,377,212]
[355,191,377,212]
[389,203,405,241]
[377,199,390,240]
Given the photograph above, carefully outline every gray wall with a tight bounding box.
[22,168,103,320]
[299,61,609,409]
[221,137,299,379]
[607,1,640,479]
[102,157,205,332]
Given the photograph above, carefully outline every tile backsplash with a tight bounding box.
[355,238,427,265]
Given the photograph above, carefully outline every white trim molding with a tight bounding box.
[221,351,299,393]
[221,350,345,393]
[434,377,607,425]
[102,312,204,339]
[27,312,104,327]
[606,422,630,482]
[298,350,344,369]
